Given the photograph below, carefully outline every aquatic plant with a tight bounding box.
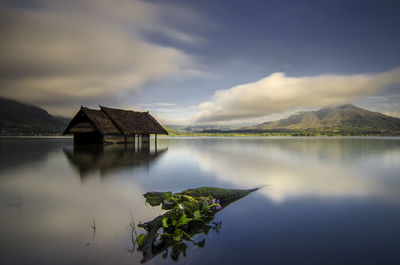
[135,186,259,262]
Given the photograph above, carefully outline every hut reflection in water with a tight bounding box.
[63,143,168,179]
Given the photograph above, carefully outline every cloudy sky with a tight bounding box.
[1,0,400,125]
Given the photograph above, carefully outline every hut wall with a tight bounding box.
[74,131,103,145]
[104,135,135,145]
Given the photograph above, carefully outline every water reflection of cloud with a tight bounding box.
[188,138,400,203]
[0,138,70,174]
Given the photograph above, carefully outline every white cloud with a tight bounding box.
[140,103,177,107]
[384,110,400,118]
[192,68,400,123]
[150,105,199,126]
[0,0,201,116]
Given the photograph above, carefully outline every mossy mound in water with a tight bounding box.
[180,186,257,205]
[137,186,259,262]
[143,192,172,207]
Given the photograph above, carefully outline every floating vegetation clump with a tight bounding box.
[135,186,258,262]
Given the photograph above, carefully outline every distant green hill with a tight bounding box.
[0,97,69,135]
[249,104,400,131]
[236,104,399,135]
[198,105,400,136]
[163,126,189,136]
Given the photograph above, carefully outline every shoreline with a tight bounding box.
[1,135,399,139]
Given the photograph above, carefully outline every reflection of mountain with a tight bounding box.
[0,138,70,173]
[185,138,400,203]
[63,144,167,179]
[188,137,400,163]
[247,137,400,163]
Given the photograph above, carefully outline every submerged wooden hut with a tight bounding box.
[63,106,168,145]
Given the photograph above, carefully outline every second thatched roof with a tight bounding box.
[64,106,168,135]
[100,106,168,135]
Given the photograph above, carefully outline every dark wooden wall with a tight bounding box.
[74,131,103,145]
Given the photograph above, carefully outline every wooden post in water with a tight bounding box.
[155,134,157,153]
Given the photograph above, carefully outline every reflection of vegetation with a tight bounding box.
[4,197,23,211]
[134,187,258,262]
[91,219,96,239]
[128,213,137,253]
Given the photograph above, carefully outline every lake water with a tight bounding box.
[1,137,400,265]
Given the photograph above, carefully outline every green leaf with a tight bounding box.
[193,210,201,220]
[176,213,193,226]
[136,234,146,247]
[201,200,209,211]
[178,204,184,210]
[162,217,168,228]
[177,213,187,226]
[173,230,182,241]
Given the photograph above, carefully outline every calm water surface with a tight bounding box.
[1,137,400,265]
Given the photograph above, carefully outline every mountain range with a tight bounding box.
[199,104,400,135]
[1,97,400,136]
[0,97,69,135]
[248,104,400,131]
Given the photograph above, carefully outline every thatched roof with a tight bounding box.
[100,106,168,135]
[81,107,121,135]
[64,106,168,135]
